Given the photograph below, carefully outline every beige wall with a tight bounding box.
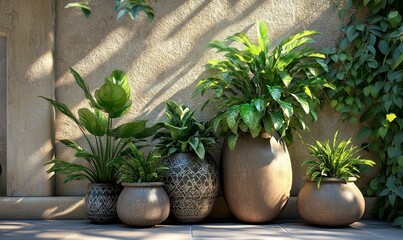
[54,0,352,196]
[0,0,376,199]
[0,0,55,196]
[0,36,6,195]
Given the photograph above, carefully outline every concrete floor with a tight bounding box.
[0,219,401,240]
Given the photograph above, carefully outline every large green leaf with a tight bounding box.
[95,82,130,118]
[278,100,294,118]
[65,2,91,17]
[59,139,83,151]
[226,105,240,131]
[115,120,147,139]
[257,19,269,51]
[69,68,99,108]
[267,86,282,102]
[291,93,310,113]
[240,104,260,130]
[78,108,107,136]
[105,70,131,98]
[40,96,81,127]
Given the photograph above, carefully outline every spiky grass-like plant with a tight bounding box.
[116,144,168,183]
[303,131,375,188]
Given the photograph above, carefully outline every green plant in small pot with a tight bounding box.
[114,143,170,227]
[41,68,159,224]
[193,19,334,223]
[297,131,375,227]
[153,100,219,223]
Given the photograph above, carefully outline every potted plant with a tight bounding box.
[297,131,375,227]
[153,100,219,223]
[41,68,159,223]
[193,20,334,223]
[114,143,170,227]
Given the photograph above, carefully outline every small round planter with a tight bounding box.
[85,183,122,224]
[222,132,292,223]
[117,182,170,227]
[163,152,219,223]
[297,177,365,227]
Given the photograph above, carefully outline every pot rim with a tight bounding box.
[121,182,165,187]
[303,177,357,183]
[87,182,120,187]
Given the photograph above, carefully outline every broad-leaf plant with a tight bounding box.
[303,131,375,188]
[324,0,402,227]
[41,68,159,183]
[153,100,217,160]
[194,20,334,149]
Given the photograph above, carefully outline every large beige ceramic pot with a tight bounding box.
[117,182,170,227]
[297,177,365,227]
[222,132,292,223]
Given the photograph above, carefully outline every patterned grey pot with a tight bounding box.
[85,183,122,224]
[163,152,219,223]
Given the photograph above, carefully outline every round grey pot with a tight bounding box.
[85,183,122,224]
[221,132,292,223]
[117,182,170,227]
[297,177,365,227]
[163,152,219,223]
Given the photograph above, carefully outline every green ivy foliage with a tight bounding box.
[324,0,402,227]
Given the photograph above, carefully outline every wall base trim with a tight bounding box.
[0,196,376,220]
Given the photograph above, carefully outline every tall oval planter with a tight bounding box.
[85,183,122,224]
[163,152,219,223]
[297,177,365,227]
[117,182,170,227]
[222,132,292,223]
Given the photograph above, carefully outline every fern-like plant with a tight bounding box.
[153,100,217,159]
[303,131,375,188]
[116,143,168,183]
[193,20,334,149]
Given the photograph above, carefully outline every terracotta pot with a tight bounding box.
[85,183,122,224]
[163,152,219,223]
[222,132,292,223]
[117,182,170,227]
[297,177,365,227]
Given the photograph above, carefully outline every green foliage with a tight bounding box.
[114,144,168,183]
[65,0,155,21]
[153,100,217,159]
[303,131,375,188]
[324,0,402,226]
[41,68,159,183]
[193,20,334,149]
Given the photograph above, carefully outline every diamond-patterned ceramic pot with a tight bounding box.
[85,183,122,224]
[163,152,219,223]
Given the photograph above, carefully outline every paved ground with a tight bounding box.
[0,219,401,240]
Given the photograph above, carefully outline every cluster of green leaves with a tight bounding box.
[193,20,334,149]
[324,0,402,227]
[41,68,159,183]
[303,131,375,188]
[153,100,217,159]
[65,0,154,21]
[114,144,168,183]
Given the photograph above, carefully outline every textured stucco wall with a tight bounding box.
[0,0,55,196]
[0,36,6,195]
[54,0,376,197]
[55,0,341,195]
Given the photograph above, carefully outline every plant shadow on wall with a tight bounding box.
[141,0,267,111]
[323,0,403,228]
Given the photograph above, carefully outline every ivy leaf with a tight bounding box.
[386,113,397,122]
[378,40,389,55]
[357,127,372,139]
